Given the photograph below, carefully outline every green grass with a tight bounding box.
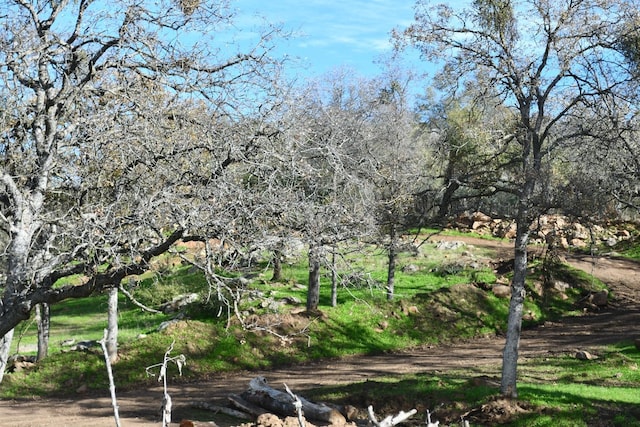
[303,342,640,426]
[1,232,627,426]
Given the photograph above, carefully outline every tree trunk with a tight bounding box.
[243,377,346,425]
[0,227,35,384]
[0,329,15,384]
[271,249,283,282]
[36,303,50,362]
[106,287,119,364]
[386,229,397,301]
[500,221,529,398]
[330,248,338,307]
[306,244,321,312]
[500,169,535,397]
[437,157,461,220]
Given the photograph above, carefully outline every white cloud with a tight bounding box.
[233,0,415,76]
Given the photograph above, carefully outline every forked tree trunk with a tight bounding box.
[106,287,119,364]
[36,303,50,361]
[306,245,321,312]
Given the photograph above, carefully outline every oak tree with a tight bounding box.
[397,0,638,397]
[0,0,283,381]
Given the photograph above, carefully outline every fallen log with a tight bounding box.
[191,400,252,420]
[228,394,268,417]
[242,377,346,425]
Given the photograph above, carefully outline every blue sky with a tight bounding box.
[232,0,421,79]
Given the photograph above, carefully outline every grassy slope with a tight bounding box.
[2,232,639,426]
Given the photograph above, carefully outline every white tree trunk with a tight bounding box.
[36,303,50,361]
[0,329,15,384]
[106,287,119,364]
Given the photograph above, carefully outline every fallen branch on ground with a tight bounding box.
[367,405,418,427]
[98,329,121,427]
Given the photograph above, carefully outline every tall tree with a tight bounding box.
[258,70,377,312]
[397,0,638,397]
[360,72,428,301]
[0,0,283,382]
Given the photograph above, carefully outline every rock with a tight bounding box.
[590,290,608,307]
[605,237,618,247]
[471,211,492,222]
[435,240,466,250]
[551,280,570,293]
[570,238,588,248]
[555,236,568,249]
[529,281,544,297]
[160,293,199,314]
[617,229,631,238]
[256,413,283,427]
[7,355,36,372]
[575,350,596,360]
[179,420,195,427]
[343,405,359,421]
[492,284,511,298]
[402,264,419,273]
[472,221,488,230]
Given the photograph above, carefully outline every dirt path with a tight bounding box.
[1,237,639,427]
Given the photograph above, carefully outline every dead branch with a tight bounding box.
[284,383,306,427]
[118,283,162,313]
[367,405,417,427]
[98,329,122,427]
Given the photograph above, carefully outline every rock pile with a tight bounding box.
[452,212,636,250]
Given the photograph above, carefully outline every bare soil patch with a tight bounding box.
[1,236,639,427]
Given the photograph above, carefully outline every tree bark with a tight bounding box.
[271,249,283,282]
[0,226,35,383]
[243,377,345,425]
[106,287,119,364]
[36,303,50,362]
[0,329,14,384]
[386,229,397,301]
[500,220,529,398]
[330,248,338,307]
[306,244,321,312]
[501,168,535,398]
[437,157,461,220]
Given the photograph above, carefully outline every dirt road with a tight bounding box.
[1,238,638,427]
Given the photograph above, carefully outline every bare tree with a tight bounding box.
[257,71,377,312]
[359,70,429,300]
[397,0,638,397]
[0,0,284,382]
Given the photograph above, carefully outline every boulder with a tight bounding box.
[160,293,199,314]
[471,211,492,222]
[570,238,588,248]
[575,350,596,360]
[492,284,511,298]
[590,290,608,307]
